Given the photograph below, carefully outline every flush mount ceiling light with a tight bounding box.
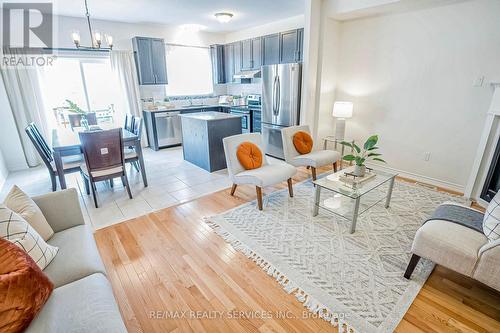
[214,12,234,23]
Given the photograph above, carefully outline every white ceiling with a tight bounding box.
[12,0,305,32]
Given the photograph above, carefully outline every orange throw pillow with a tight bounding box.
[293,131,313,154]
[237,142,263,170]
[0,238,53,333]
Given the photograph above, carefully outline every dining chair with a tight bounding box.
[25,123,83,191]
[124,114,134,132]
[125,116,143,172]
[79,128,132,208]
[68,112,98,131]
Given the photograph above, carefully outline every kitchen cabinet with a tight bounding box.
[280,29,304,63]
[210,44,225,84]
[251,37,263,69]
[132,37,168,85]
[297,28,304,62]
[223,43,234,83]
[232,41,242,77]
[241,39,252,70]
[262,33,280,65]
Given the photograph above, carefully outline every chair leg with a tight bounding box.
[50,173,57,192]
[333,161,338,173]
[230,184,237,196]
[90,180,98,208]
[256,186,263,210]
[109,178,114,188]
[133,161,140,172]
[81,172,90,195]
[287,178,293,197]
[404,254,421,279]
[122,175,133,199]
[311,167,317,181]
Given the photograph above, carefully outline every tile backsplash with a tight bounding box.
[139,82,262,109]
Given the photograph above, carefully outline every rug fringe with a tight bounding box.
[204,217,358,333]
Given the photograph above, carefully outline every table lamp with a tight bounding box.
[332,101,353,140]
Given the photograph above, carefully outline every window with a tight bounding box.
[165,45,213,96]
[39,55,125,129]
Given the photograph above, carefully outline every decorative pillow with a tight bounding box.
[0,205,58,270]
[293,131,313,154]
[3,186,54,241]
[237,142,263,170]
[483,192,500,242]
[0,238,53,333]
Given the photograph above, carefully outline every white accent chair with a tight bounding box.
[405,202,500,292]
[281,125,342,180]
[223,133,297,210]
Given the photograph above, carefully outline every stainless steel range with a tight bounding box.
[228,94,261,134]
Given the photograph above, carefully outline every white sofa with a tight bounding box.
[281,125,341,180]
[405,202,500,291]
[25,189,127,333]
[223,133,296,210]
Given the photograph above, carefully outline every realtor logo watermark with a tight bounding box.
[1,2,55,66]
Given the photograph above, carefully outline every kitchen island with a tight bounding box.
[180,112,242,172]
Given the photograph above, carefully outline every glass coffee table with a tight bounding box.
[312,167,397,233]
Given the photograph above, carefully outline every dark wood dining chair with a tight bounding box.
[124,114,134,132]
[25,123,83,191]
[125,116,143,172]
[68,112,98,131]
[79,128,132,208]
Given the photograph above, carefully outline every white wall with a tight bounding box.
[331,0,500,191]
[225,15,304,43]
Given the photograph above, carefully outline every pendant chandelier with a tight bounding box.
[71,0,113,50]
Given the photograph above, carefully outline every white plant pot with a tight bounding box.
[353,165,366,177]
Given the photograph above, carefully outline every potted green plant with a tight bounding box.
[340,135,386,177]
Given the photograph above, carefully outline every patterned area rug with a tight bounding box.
[206,179,465,333]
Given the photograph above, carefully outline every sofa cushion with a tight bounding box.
[292,150,341,168]
[3,185,54,241]
[0,205,58,270]
[483,192,500,242]
[25,273,127,333]
[0,238,53,333]
[44,225,106,288]
[411,220,487,276]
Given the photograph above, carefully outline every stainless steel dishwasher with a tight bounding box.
[154,111,182,147]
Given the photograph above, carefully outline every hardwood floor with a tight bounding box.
[94,166,500,333]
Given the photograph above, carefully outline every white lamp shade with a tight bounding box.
[332,101,353,118]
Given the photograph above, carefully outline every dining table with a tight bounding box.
[51,127,148,189]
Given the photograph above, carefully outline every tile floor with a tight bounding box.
[0,147,232,230]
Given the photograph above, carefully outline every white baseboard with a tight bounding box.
[364,163,465,195]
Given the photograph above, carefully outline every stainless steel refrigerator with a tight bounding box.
[261,63,302,159]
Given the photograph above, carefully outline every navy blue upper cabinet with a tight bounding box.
[297,28,304,62]
[151,38,168,84]
[210,44,225,84]
[280,29,305,63]
[242,37,263,70]
[232,41,242,76]
[223,43,234,83]
[262,33,280,65]
[241,39,252,70]
[251,37,262,69]
[132,37,168,85]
